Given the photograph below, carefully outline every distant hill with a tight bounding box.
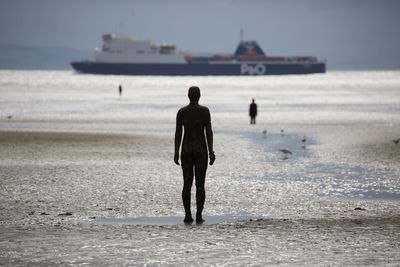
[0,44,91,70]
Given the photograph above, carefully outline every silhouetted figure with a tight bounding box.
[119,84,122,96]
[249,99,257,124]
[174,86,215,224]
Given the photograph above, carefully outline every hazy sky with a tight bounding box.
[1,0,400,69]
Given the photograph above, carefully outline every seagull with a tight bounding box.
[301,136,307,149]
[279,149,292,155]
[393,139,400,145]
[279,149,292,160]
[262,129,267,138]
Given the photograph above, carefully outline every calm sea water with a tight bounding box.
[1,70,399,134]
[1,70,399,208]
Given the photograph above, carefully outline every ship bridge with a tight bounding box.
[95,34,186,64]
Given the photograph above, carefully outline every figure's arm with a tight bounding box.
[174,112,182,165]
[205,109,215,165]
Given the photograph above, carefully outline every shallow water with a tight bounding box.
[94,212,262,225]
[244,131,400,200]
[1,70,400,133]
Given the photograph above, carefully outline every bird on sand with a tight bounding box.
[279,149,292,160]
[301,136,307,149]
[262,129,267,138]
[393,138,400,145]
[279,149,292,155]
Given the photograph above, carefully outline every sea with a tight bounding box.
[1,70,400,133]
[0,70,400,219]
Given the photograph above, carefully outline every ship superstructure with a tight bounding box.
[95,33,186,64]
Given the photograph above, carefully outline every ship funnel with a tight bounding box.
[234,41,265,56]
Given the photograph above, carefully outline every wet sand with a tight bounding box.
[1,130,400,266]
[1,216,399,266]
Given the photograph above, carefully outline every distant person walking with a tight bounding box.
[119,84,122,96]
[174,86,215,224]
[249,98,258,124]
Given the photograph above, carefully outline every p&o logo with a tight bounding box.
[241,64,266,75]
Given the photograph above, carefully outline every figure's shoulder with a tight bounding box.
[198,105,211,121]
[178,104,210,115]
[198,104,210,113]
[177,105,190,113]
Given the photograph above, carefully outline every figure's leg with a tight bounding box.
[194,154,208,223]
[181,153,194,223]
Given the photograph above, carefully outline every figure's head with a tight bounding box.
[252,98,255,103]
[188,86,201,102]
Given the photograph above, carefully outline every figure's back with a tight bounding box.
[177,103,211,152]
[250,103,257,116]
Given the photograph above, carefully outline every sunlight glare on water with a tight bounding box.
[1,70,400,133]
[0,70,399,218]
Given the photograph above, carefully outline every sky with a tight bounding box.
[1,0,400,69]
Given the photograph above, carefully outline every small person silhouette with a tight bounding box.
[174,86,215,224]
[118,84,122,96]
[249,99,257,124]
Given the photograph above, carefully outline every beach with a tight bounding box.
[1,128,399,266]
[1,70,400,265]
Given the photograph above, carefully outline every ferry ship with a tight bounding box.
[71,34,326,76]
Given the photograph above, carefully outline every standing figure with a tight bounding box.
[174,86,215,224]
[249,98,258,124]
[118,84,122,96]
